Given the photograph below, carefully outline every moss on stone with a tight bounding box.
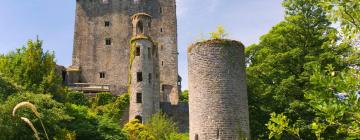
[188,39,244,66]
[128,35,154,94]
[187,39,244,53]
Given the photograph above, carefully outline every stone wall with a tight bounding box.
[71,0,179,99]
[188,39,250,140]
[160,102,189,133]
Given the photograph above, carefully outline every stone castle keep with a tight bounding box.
[63,0,250,139]
[67,0,180,105]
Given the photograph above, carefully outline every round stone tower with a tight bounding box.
[188,39,250,140]
[129,13,159,123]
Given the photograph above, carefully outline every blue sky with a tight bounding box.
[0,0,284,90]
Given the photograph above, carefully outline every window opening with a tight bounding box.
[100,72,106,79]
[105,38,112,45]
[137,72,143,82]
[148,73,152,84]
[135,115,143,123]
[136,93,142,103]
[105,21,110,27]
[136,46,141,56]
[137,21,144,34]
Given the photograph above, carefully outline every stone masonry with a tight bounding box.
[188,39,251,140]
[69,0,180,105]
[128,13,160,123]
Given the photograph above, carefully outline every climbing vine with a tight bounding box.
[128,35,154,94]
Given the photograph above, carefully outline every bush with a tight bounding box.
[65,92,89,106]
[95,93,130,121]
[145,112,178,140]
[0,76,17,102]
[64,104,127,140]
[123,119,154,140]
[95,92,114,106]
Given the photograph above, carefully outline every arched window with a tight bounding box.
[137,21,144,34]
[135,115,143,123]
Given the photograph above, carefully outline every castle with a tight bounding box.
[66,0,180,105]
[62,0,250,139]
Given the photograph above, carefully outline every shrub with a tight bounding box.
[65,92,89,106]
[95,92,114,106]
[145,112,178,140]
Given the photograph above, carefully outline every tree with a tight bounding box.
[0,75,17,102]
[246,0,359,139]
[0,39,64,101]
[267,65,360,139]
[319,0,360,43]
[179,90,189,103]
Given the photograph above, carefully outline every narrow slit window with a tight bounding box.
[162,61,164,66]
[148,48,151,59]
[216,129,220,139]
[160,28,163,32]
[137,72,143,82]
[195,134,199,140]
[105,38,112,45]
[136,93,142,103]
[148,73,152,84]
[160,7,162,14]
[136,46,141,56]
[137,21,144,34]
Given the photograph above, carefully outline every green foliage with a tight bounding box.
[145,112,178,140]
[0,92,71,140]
[95,93,130,122]
[179,90,189,103]
[123,119,155,140]
[65,92,89,106]
[0,76,17,102]
[64,104,127,140]
[209,25,228,39]
[246,0,360,139]
[266,113,300,139]
[0,39,64,101]
[123,112,185,140]
[166,133,189,140]
[319,0,360,42]
[95,92,115,106]
[53,129,76,140]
